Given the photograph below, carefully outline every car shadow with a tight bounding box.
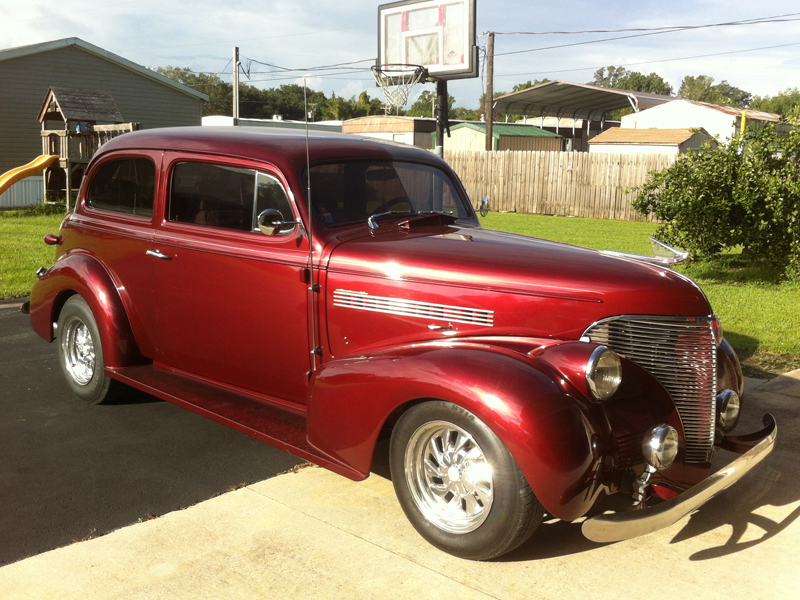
[106,384,164,405]
[668,388,800,560]
[370,388,799,563]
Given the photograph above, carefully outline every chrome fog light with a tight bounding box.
[717,389,740,432]
[586,346,622,401]
[642,425,679,471]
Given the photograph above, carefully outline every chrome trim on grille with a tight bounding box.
[333,289,494,327]
[583,316,717,463]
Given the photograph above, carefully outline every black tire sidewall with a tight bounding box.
[57,295,109,404]
[390,401,528,560]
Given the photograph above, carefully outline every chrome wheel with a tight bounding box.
[61,316,96,385]
[404,420,494,534]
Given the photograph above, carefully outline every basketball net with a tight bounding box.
[371,64,428,114]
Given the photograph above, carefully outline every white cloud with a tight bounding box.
[2,0,798,109]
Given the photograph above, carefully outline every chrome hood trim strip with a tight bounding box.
[333,289,494,327]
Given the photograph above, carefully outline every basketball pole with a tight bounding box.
[434,79,449,158]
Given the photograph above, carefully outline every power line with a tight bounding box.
[494,12,800,35]
[493,41,800,80]
[241,56,376,75]
[495,14,800,57]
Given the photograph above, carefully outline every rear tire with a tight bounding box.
[57,295,123,404]
[390,401,543,560]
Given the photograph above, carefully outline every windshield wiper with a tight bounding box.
[367,210,416,230]
[367,210,456,230]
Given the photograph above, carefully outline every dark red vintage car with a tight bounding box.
[27,127,776,559]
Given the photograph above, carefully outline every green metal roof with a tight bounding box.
[450,122,562,139]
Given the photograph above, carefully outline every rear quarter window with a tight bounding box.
[85,158,155,217]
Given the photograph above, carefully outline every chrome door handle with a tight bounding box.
[427,324,454,331]
[146,250,172,260]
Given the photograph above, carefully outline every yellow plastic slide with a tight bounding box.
[0,155,59,197]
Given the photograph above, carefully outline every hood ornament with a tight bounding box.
[600,237,689,268]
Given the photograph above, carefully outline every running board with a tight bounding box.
[110,364,365,481]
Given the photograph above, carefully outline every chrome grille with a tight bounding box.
[584,317,717,463]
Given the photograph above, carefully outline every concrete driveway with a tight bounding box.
[0,301,303,566]
[0,369,798,599]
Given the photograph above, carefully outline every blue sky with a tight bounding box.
[2,0,799,110]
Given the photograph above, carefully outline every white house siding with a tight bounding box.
[621,101,734,140]
[0,45,203,176]
[0,175,43,208]
[589,144,679,155]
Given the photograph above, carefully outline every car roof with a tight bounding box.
[96,126,446,173]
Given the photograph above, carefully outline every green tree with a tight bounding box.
[512,78,549,92]
[750,88,800,116]
[590,67,672,95]
[632,108,800,281]
[678,75,751,108]
[155,66,232,116]
[406,90,456,118]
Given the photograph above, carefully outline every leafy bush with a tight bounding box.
[632,108,800,281]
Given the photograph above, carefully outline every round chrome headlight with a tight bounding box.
[586,347,622,401]
[642,425,679,471]
[717,389,740,432]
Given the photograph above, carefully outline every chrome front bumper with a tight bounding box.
[582,414,777,543]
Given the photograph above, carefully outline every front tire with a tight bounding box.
[57,295,122,404]
[390,401,543,560]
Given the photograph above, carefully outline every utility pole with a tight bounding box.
[484,32,494,152]
[232,46,240,126]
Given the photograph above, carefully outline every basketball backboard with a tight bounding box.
[377,0,478,82]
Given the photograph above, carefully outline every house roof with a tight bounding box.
[589,128,709,145]
[451,122,562,138]
[38,87,124,123]
[0,37,208,102]
[493,80,674,121]
[681,100,780,123]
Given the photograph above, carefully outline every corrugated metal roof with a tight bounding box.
[493,80,674,120]
[589,128,707,145]
[0,38,208,102]
[38,87,124,123]
[451,122,562,138]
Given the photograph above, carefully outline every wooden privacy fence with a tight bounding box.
[444,150,676,222]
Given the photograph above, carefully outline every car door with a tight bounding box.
[79,152,161,358]
[151,153,311,405]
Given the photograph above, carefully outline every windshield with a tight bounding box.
[303,160,472,226]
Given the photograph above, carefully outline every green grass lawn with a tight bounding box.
[0,207,63,300]
[2,208,797,374]
[481,212,800,375]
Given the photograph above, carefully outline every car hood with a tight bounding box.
[326,224,711,323]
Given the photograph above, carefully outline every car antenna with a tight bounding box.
[304,78,320,372]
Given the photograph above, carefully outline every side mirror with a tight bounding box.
[479,197,490,217]
[257,209,297,236]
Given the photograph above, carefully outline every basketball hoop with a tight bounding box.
[371,64,428,113]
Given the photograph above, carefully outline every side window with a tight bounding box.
[254,172,294,229]
[168,162,293,234]
[86,158,155,217]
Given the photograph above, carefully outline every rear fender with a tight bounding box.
[307,341,604,521]
[29,251,142,368]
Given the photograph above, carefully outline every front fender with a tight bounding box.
[30,251,141,368]
[307,340,604,521]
